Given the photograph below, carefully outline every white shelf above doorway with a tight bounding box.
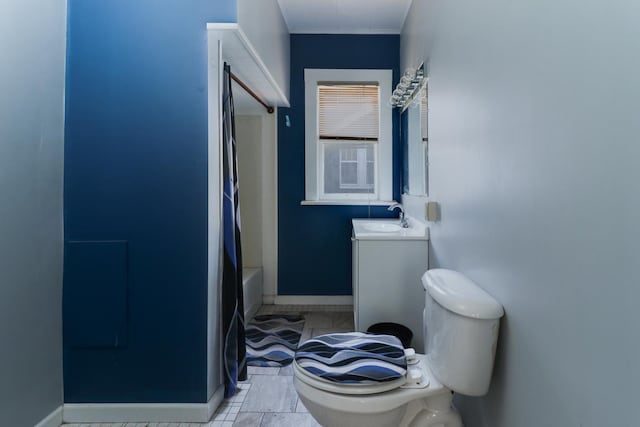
[207,23,290,109]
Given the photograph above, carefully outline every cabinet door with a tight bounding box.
[356,240,428,351]
[351,237,359,329]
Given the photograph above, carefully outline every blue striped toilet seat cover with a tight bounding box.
[294,332,407,384]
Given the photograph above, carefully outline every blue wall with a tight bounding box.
[64,0,236,403]
[278,34,401,296]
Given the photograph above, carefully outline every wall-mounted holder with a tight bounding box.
[426,201,439,222]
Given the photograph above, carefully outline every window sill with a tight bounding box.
[300,200,397,206]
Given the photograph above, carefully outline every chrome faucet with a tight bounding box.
[388,203,409,228]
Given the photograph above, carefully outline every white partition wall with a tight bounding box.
[238,0,290,103]
[207,6,287,403]
[235,112,279,307]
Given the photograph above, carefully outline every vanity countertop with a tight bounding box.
[352,218,429,241]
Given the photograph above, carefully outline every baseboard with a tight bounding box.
[206,385,225,421]
[263,294,276,304]
[63,385,224,424]
[245,300,261,321]
[34,406,63,427]
[274,295,353,305]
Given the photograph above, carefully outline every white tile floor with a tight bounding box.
[62,305,354,427]
[63,424,230,427]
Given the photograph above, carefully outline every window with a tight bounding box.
[320,84,377,194]
[304,69,393,204]
[337,146,374,191]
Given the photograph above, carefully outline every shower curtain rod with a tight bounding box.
[230,72,275,114]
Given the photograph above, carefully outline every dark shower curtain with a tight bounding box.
[221,62,247,398]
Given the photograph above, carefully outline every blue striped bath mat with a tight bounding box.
[246,314,305,367]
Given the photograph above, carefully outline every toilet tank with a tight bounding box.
[422,269,504,396]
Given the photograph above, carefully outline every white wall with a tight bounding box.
[238,0,290,102]
[0,0,66,425]
[236,116,264,267]
[232,0,285,306]
[235,112,279,304]
[402,1,640,426]
[400,8,431,223]
[259,112,278,302]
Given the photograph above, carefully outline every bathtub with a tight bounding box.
[243,267,263,321]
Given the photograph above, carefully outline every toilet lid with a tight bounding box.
[294,332,407,388]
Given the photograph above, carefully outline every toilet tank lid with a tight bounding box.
[422,269,504,319]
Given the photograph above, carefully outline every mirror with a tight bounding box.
[402,77,428,196]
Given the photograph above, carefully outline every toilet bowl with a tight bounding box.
[292,269,504,427]
[294,351,462,427]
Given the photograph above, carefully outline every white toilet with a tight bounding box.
[292,269,504,427]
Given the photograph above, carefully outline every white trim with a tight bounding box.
[289,29,401,35]
[301,199,397,206]
[304,69,393,205]
[304,71,319,201]
[206,385,225,421]
[62,385,224,424]
[243,267,263,321]
[206,23,289,107]
[206,28,224,402]
[273,112,279,302]
[274,295,354,305]
[260,111,279,306]
[34,406,63,427]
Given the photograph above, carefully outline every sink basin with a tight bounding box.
[353,218,429,240]
[362,222,403,233]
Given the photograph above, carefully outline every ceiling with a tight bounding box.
[276,0,412,34]
[233,0,413,113]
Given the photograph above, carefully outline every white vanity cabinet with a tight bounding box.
[352,219,429,352]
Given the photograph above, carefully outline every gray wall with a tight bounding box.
[0,1,66,425]
[402,1,640,426]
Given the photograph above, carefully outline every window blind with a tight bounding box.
[318,84,379,142]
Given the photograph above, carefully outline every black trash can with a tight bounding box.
[367,322,413,348]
